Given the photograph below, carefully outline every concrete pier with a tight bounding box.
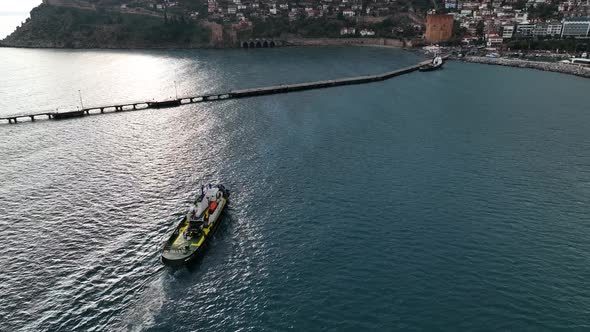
[4,112,55,124]
[1,59,433,125]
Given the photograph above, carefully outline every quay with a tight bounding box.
[1,59,432,125]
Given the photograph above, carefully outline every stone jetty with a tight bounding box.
[1,59,434,125]
[463,56,590,79]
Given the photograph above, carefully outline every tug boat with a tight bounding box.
[419,55,444,72]
[161,183,230,266]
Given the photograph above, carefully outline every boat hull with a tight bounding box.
[160,184,230,266]
[419,64,443,72]
[160,207,226,266]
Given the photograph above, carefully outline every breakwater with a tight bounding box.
[463,56,590,79]
[1,59,430,124]
[286,37,410,48]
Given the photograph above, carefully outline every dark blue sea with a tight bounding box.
[1,47,590,331]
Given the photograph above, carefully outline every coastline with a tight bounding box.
[285,37,410,48]
[461,56,590,79]
[0,43,224,50]
[0,37,409,50]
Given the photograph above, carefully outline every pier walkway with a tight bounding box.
[1,60,431,124]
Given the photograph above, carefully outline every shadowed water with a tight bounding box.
[1,47,590,331]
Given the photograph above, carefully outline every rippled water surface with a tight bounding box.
[1,47,590,331]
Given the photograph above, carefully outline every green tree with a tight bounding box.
[476,20,484,37]
[513,0,527,10]
[529,3,558,20]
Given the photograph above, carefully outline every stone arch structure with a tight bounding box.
[241,39,283,48]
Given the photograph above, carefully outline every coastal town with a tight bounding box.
[426,0,590,53]
[41,0,590,44]
[1,0,587,58]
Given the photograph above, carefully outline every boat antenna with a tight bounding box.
[192,175,204,194]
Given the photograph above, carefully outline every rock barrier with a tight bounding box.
[463,56,590,79]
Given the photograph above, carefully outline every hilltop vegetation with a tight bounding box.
[2,4,210,48]
[241,15,419,39]
[1,0,422,49]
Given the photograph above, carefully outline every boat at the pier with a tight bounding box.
[419,55,444,72]
[161,183,230,266]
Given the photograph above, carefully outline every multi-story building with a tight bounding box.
[547,22,563,36]
[445,0,458,9]
[561,17,590,37]
[425,13,454,42]
[502,24,515,38]
[486,33,504,48]
[532,22,562,37]
[533,23,549,36]
[517,22,535,37]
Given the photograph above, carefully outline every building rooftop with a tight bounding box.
[564,17,590,22]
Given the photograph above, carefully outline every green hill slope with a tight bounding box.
[2,4,211,48]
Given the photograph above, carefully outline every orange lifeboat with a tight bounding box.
[209,201,218,213]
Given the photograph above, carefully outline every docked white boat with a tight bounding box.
[419,55,444,72]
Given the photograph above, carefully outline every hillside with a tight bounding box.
[1,4,212,49]
[1,0,426,49]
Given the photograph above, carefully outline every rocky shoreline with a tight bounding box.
[285,37,409,48]
[462,56,590,79]
[0,37,408,50]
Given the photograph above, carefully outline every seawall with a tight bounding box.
[286,38,410,48]
[463,56,590,79]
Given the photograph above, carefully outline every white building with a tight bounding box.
[561,17,590,37]
[360,29,375,36]
[502,25,515,38]
[486,34,503,48]
[547,23,563,36]
[340,27,356,35]
[517,22,535,37]
[343,9,355,17]
[533,23,548,36]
